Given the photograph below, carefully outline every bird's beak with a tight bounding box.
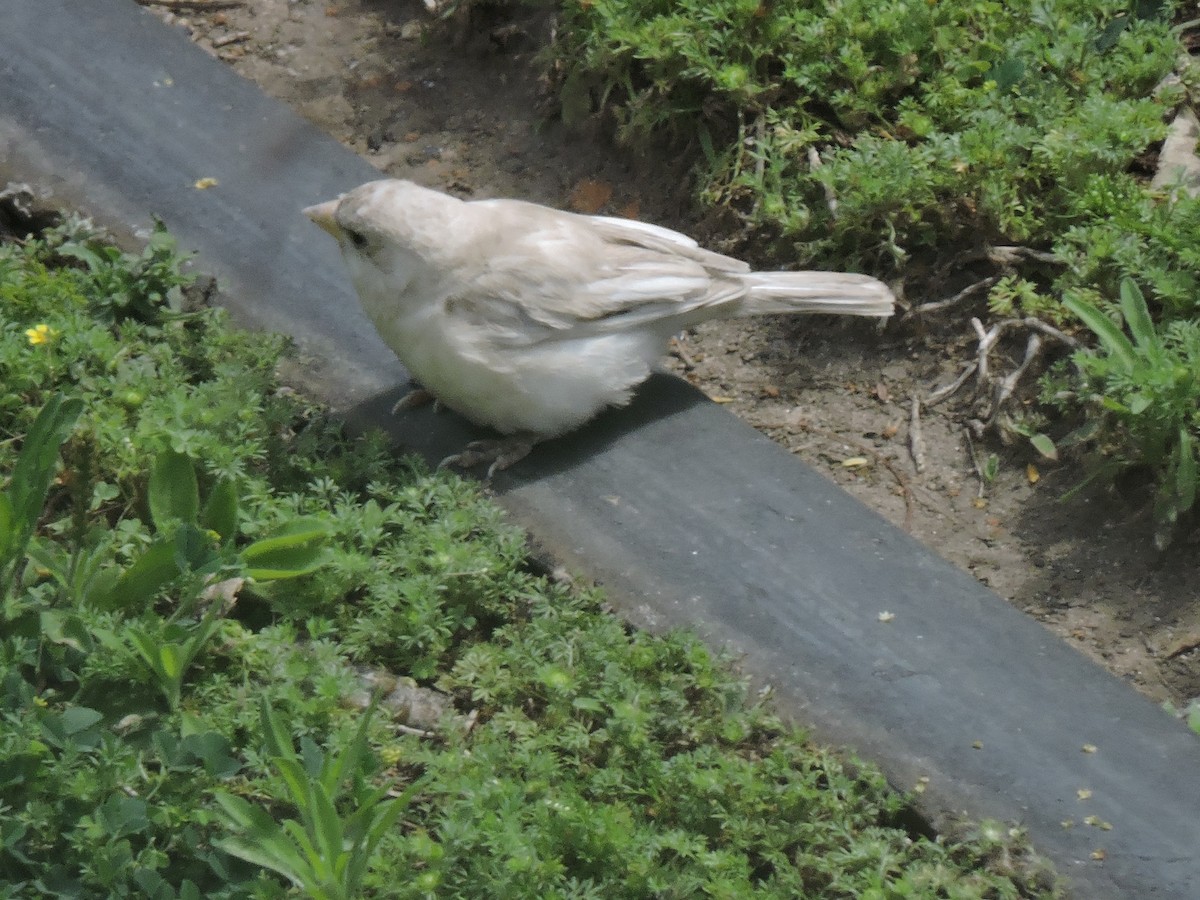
[303,200,341,238]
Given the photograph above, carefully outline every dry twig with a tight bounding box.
[909,397,926,474]
[911,276,997,316]
[754,114,767,188]
[807,146,839,217]
[462,708,480,737]
[1020,316,1081,349]
[987,333,1043,426]
[668,336,697,370]
[212,30,251,48]
[963,427,986,498]
[925,362,978,407]
[986,245,1061,266]
[971,317,1003,388]
[394,723,436,739]
[923,314,1075,422]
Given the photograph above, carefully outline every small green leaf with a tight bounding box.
[1060,422,1099,451]
[1176,430,1196,514]
[1064,296,1136,372]
[39,610,95,654]
[60,706,103,734]
[149,450,199,533]
[1117,279,1162,363]
[214,817,313,887]
[241,518,332,580]
[55,243,107,271]
[982,453,1000,483]
[181,731,242,777]
[99,795,149,838]
[259,698,299,763]
[211,792,264,833]
[201,477,239,543]
[174,522,219,573]
[1094,14,1129,52]
[1029,433,1058,461]
[95,539,179,610]
[126,628,162,670]
[82,567,120,608]
[273,758,313,815]
[9,394,84,540]
[0,493,15,562]
[307,784,346,874]
[40,706,105,751]
[158,644,184,681]
[988,57,1026,91]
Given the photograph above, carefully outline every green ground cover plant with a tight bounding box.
[547,0,1200,543]
[0,223,1058,895]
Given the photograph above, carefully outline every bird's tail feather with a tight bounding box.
[741,272,894,317]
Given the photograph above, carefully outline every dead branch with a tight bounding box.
[987,333,1043,426]
[986,245,1061,266]
[1020,316,1081,349]
[807,146,838,217]
[909,397,926,474]
[462,708,480,737]
[923,315,1069,411]
[212,30,251,48]
[971,317,1007,388]
[925,362,978,407]
[941,244,1063,274]
[754,114,766,188]
[668,335,697,370]
[394,723,436,739]
[963,427,986,498]
[911,276,997,316]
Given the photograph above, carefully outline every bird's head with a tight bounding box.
[304,179,460,306]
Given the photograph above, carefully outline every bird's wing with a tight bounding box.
[587,215,751,275]
[445,201,748,346]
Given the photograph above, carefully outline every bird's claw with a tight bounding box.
[438,438,534,480]
[391,388,443,416]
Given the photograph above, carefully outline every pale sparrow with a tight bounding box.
[305,179,894,474]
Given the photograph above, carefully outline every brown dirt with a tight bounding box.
[150,0,1200,710]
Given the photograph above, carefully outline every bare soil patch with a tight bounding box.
[149,0,1200,708]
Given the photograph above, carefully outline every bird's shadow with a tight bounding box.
[341,373,710,488]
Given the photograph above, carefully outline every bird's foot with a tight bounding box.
[439,437,535,480]
[391,388,443,416]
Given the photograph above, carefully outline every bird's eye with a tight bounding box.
[345,229,369,250]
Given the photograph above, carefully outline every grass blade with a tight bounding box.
[1064,295,1136,372]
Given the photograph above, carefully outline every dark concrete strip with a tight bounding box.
[3,2,1198,895]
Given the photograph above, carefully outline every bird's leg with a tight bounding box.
[438,436,537,479]
[391,387,444,416]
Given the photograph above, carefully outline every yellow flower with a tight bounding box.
[25,323,59,346]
